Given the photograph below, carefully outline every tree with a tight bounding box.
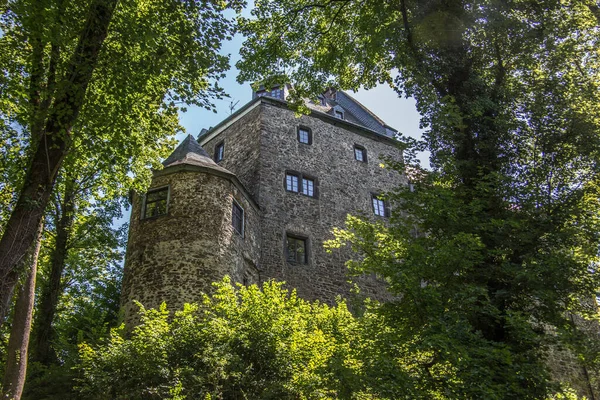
[0,0,244,323]
[1,222,43,400]
[30,141,128,366]
[78,278,359,399]
[238,0,600,397]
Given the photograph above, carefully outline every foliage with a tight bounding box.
[77,278,359,400]
[0,0,246,221]
[21,195,126,399]
[239,0,600,398]
[76,278,590,399]
[0,0,247,321]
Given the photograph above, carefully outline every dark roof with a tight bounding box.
[198,91,400,146]
[303,90,397,138]
[162,134,232,175]
[333,92,394,137]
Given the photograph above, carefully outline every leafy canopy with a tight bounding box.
[78,278,359,400]
[238,0,600,398]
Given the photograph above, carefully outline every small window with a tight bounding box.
[372,194,388,217]
[286,173,299,192]
[286,234,307,264]
[284,171,318,198]
[143,187,169,219]
[256,87,283,99]
[354,145,367,162]
[302,177,314,197]
[214,141,224,162]
[297,127,312,144]
[232,200,244,236]
[335,110,344,119]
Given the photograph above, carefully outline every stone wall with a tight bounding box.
[546,314,600,399]
[121,167,260,326]
[255,102,407,303]
[202,105,262,201]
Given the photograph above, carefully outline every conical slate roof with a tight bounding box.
[162,134,232,175]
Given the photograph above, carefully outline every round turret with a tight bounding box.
[121,135,260,326]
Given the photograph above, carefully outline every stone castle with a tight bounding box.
[120,86,599,398]
[121,86,407,323]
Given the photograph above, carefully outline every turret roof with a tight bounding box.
[162,134,232,175]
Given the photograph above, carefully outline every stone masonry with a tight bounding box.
[200,98,406,302]
[122,90,406,323]
[122,89,599,398]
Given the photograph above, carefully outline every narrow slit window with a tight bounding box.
[286,173,299,192]
[286,234,307,264]
[143,187,169,219]
[214,141,224,162]
[302,178,314,197]
[232,200,244,236]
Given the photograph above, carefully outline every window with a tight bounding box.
[302,177,314,197]
[297,127,312,144]
[372,194,389,217]
[285,171,318,198]
[256,87,283,99]
[354,145,367,162]
[232,200,244,236]
[286,173,299,192]
[143,187,169,219]
[335,110,344,119]
[286,234,307,264]
[214,141,224,162]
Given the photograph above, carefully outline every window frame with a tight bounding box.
[354,144,367,163]
[284,170,318,198]
[285,233,308,264]
[302,177,315,197]
[285,172,300,193]
[214,141,224,162]
[141,186,170,220]
[232,199,244,237]
[256,86,283,99]
[371,193,390,218]
[297,126,312,145]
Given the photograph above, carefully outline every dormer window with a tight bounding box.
[335,110,344,119]
[214,141,224,162]
[256,87,283,100]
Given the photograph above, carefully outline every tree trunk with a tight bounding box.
[31,180,76,365]
[1,222,43,400]
[0,0,119,328]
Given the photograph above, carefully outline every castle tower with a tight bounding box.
[121,93,599,399]
[122,90,408,324]
[121,135,260,325]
